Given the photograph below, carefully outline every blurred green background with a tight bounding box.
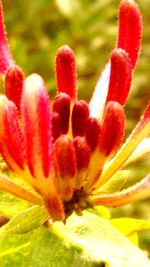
[1,0,150,254]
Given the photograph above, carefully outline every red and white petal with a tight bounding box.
[21,74,52,179]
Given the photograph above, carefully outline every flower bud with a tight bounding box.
[52,93,70,134]
[51,112,61,141]
[99,101,125,158]
[73,136,91,189]
[117,0,142,68]
[0,95,25,171]
[54,135,77,201]
[106,48,132,106]
[72,100,89,137]
[56,45,77,100]
[5,65,24,112]
[85,117,101,151]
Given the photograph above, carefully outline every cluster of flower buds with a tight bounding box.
[0,0,149,221]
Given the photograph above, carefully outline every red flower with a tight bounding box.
[0,0,149,221]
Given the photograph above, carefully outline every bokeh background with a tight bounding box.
[1,0,150,255]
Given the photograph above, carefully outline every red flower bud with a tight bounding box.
[0,96,25,170]
[5,65,24,112]
[73,136,91,189]
[106,48,132,106]
[85,117,101,151]
[72,100,89,137]
[56,45,77,100]
[51,112,61,141]
[117,0,142,68]
[73,136,91,171]
[54,135,77,201]
[52,93,70,134]
[99,101,125,157]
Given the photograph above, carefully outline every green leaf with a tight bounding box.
[2,205,49,234]
[0,211,150,266]
[0,191,31,218]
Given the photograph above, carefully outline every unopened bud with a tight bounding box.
[56,45,77,100]
[117,0,142,68]
[5,65,24,112]
[72,100,89,137]
[51,112,61,142]
[85,117,101,151]
[106,48,132,106]
[99,101,125,157]
[52,93,71,134]
[73,136,91,189]
[54,135,77,201]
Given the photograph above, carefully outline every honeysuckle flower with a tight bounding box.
[0,0,149,222]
